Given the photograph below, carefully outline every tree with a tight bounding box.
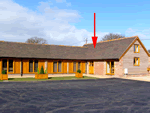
[100,33,125,41]
[26,37,48,44]
[148,49,150,53]
[40,66,44,74]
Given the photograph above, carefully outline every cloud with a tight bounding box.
[125,28,150,39]
[0,0,111,46]
[66,2,71,7]
[0,0,89,46]
[55,0,71,7]
[125,28,136,34]
[55,0,66,3]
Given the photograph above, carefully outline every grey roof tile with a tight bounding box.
[0,36,137,60]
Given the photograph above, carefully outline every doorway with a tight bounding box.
[89,61,94,74]
[106,61,114,75]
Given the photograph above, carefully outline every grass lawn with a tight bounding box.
[3,76,99,81]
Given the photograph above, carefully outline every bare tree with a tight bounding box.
[100,33,125,41]
[26,37,48,44]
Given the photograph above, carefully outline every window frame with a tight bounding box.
[58,61,62,72]
[29,60,33,72]
[73,61,76,72]
[134,44,140,53]
[8,59,13,72]
[2,59,15,74]
[53,61,62,73]
[85,62,87,74]
[28,59,39,73]
[53,61,57,72]
[134,57,140,66]
[78,62,81,70]
[34,60,38,72]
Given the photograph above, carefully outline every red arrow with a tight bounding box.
[92,13,98,48]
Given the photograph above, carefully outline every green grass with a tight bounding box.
[4,76,98,82]
[49,76,98,80]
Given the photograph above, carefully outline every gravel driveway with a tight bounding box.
[0,78,150,113]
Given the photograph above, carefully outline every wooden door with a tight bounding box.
[15,59,21,74]
[89,61,94,74]
[47,60,53,73]
[63,61,67,73]
[82,62,85,73]
[69,62,73,73]
[22,59,29,73]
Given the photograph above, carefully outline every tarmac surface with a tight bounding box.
[0,78,150,113]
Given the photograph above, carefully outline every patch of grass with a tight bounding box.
[50,76,98,80]
[6,76,98,81]
[8,78,49,81]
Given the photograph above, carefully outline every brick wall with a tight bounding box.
[94,60,124,77]
[94,61,105,75]
[114,58,124,77]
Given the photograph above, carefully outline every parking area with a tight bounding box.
[0,78,150,113]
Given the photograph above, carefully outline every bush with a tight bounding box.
[2,70,6,74]
[40,66,45,74]
[37,68,39,74]
[77,69,81,73]
[45,68,47,74]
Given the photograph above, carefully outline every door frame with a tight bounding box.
[89,61,94,74]
[106,61,114,75]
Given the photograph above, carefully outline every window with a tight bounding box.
[107,61,110,73]
[134,57,140,66]
[29,60,33,72]
[53,61,62,72]
[134,44,140,53]
[85,62,87,74]
[2,59,14,73]
[53,61,57,72]
[9,60,13,72]
[2,59,7,73]
[73,62,76,72]
[58,61,62,72]
[78,62,81,70]
[106,61,114,74]
[34,60,38,72]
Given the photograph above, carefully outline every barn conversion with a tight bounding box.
[0,36,149,77]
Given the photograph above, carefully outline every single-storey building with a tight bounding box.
[0,36,150,77]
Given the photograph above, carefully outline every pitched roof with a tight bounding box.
[83,36,137,60]
[0,41,87,60]
[0,36,142,60]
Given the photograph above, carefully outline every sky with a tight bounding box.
[0,0,150,50]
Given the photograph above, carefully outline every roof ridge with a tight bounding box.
[0,41,87,48]
[83,36,138,46]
